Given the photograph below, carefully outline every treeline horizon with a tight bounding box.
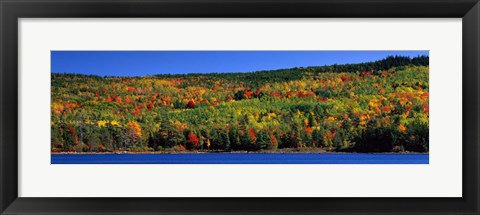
[52,55,428,78]
[51,55,429,153]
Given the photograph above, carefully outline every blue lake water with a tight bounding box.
[51,153,429,164]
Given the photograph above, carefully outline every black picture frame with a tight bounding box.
[1,0,479,214]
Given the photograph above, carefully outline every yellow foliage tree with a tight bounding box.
[97,120,108,128]
[127,121,142,144]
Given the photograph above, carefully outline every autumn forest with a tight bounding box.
[51,55,429,153]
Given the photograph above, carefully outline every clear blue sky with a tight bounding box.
[51,51,428,76]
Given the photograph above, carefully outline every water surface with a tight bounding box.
[51,153,429,164]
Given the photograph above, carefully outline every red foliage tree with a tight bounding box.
[248,128,257,143]
[186,100,195,109]
[382,106,391,113]
[187,133,199,149]
[305,127,313,134]
[270,91,282,98]
[269,133,278,146]
[244,91,254,99]
[133,105,140,116]
[124,96,132,104]
[127,86,136,93]
[68,124,78,143]
[115,96,123,104]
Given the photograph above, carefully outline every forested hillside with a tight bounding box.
[51,56,429,153]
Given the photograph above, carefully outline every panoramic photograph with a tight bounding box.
[51,51,429,164]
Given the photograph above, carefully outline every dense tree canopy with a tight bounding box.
[51,56,429,153]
